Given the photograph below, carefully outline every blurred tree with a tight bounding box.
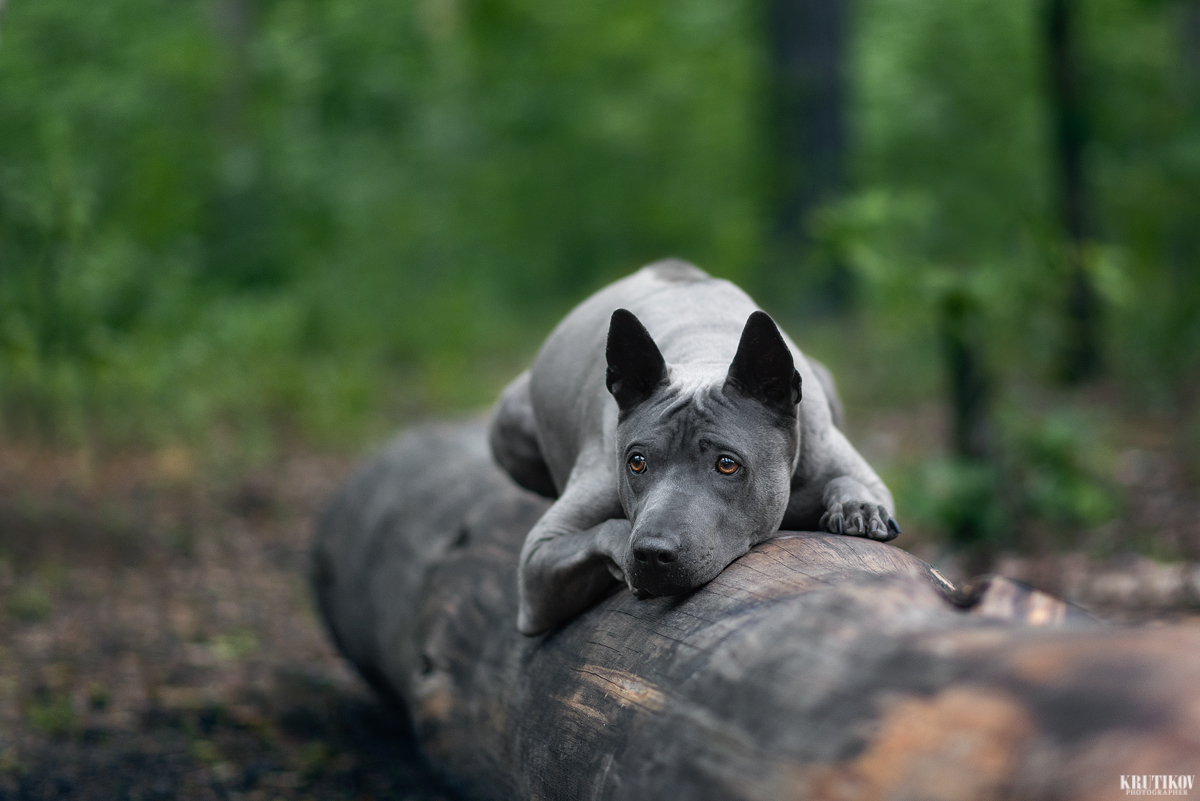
[1045,0,1101,382]
[765,0,850,308]
[937,286,999,569]
[939,289,992,462]
[1187,0,1200,80]
[1081,0,1200,401]
[0,0,764,445]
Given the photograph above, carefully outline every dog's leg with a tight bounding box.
[785,430,901,542]
[517,450,630,635]
[488,370,557,498]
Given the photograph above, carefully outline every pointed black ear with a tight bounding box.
[606,309,667,411]
[725,311,801,412]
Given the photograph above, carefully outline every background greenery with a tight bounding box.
[2,0,1198,553]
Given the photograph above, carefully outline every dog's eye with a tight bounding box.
[716,456,739,475]
[628,454,646,474]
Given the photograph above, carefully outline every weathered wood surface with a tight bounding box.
[313,420,1200,801]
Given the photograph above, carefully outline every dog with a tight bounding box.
[489,260,899,635]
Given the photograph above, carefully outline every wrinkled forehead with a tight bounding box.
[618,379,792,450]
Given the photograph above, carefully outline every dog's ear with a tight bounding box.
[725,311,801,413]
[606,309,667,411]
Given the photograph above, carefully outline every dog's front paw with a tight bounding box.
[597,518,634,585]
[607,558,652,598]
[820,502,901,542]
[606,559,627,583]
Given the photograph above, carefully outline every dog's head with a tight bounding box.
[605,308,801,597]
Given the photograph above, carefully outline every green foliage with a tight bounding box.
[6,580,52,622]
[822,0,1057,378]
[852,0,1050,263]
[0,0,1197,558]
[832,0,1200,396]
[26,691,75,738]
[211,629,260,662]
[1011,410,1118,530]
[896,410,1118,550]
[189,738,221,764]
[0,0,764,447]
[905,458,1007,549]
[808,0,1199,549]
[1083,0,1200,392]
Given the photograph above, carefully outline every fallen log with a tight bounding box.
[313,420,1200,801]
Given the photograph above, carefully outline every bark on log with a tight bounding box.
[314,420,1200,801]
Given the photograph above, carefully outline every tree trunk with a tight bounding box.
[938,289,992,463]
[1185,0,1200,89]
[314,420,1200,801]
[1046,0,1100,382]
[937,288,1000,569]
[765,0,850,307]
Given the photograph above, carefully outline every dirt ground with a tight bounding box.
[0,444,451,801]
[1,405,1198,799]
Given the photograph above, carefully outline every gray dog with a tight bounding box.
[490,260,899,635]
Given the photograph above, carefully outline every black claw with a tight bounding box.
[834,516,844,536]
[886,517,902,535]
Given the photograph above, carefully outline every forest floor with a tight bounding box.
[0,443,450,801]
[0,405,1198,800]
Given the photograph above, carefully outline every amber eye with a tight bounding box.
[628,454,646,474]
[716,456,739,475]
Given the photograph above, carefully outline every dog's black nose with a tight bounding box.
[632,540,677,566]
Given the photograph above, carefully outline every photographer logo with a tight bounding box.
[1120,776,1195,796]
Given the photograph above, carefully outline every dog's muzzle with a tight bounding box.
[627,533,698,596]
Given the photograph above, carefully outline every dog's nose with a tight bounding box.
[632,539,677,566]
